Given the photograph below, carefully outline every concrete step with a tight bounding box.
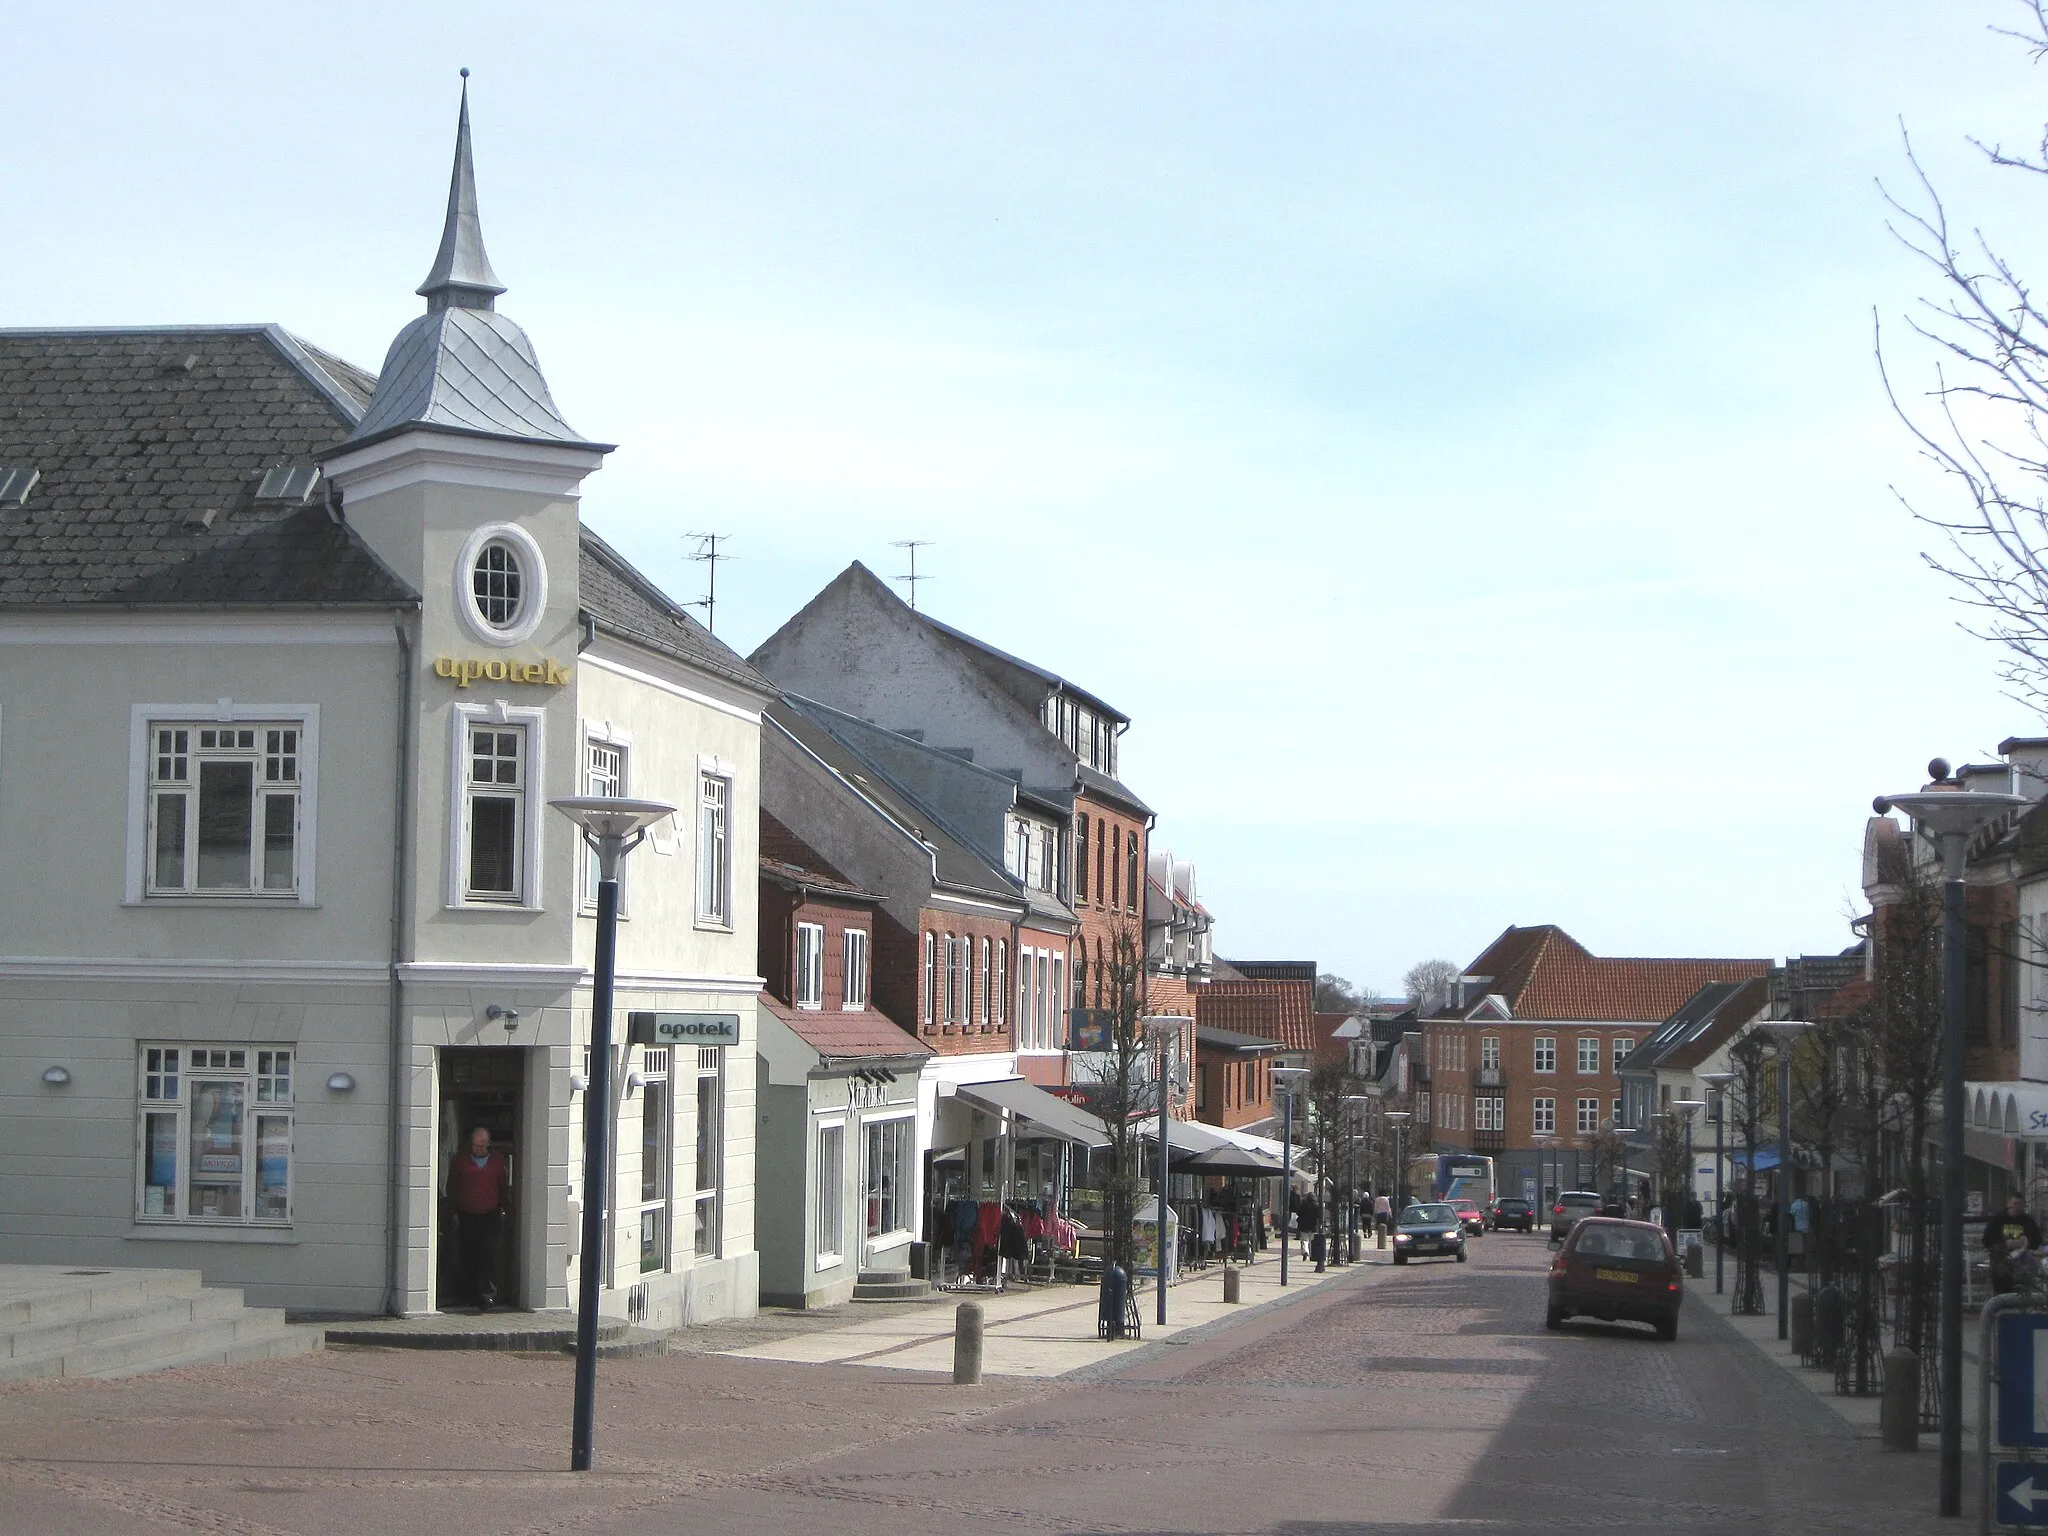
[853,1271,932,1302]
[324,1312,631,1352]
[1,1307,314,1383]
[0,1267,205,1330]
[4,1287,250,1363]
[563,1325,668,1360]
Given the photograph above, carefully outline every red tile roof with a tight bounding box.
[1454,924,1770,1024]
[759,811,875,900]
[758,992,931,1062]
[1198,978,1314,1051]
[1310,1011,1352,1068]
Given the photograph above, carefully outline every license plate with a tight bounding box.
[1594,1268,1637,1283]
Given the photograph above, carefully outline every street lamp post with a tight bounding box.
[1274,1067,1308,1286]
[1875,763,2027,1519]
[549,795,677,1475]
[1534,1133,1555,1235]
[1757,1022,1809,1343]
[1701,1071,1733,1296]
[1671,1100,1706,1281]
[1146,1018,1174,1328]
[1385,1110,1412,1231]
[1612,1128,1637,1217]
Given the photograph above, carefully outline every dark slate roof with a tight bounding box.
[1196,1024,1280,1053]
[1622,977,1771,1076]
[766,698,1020,906]
[0,326,415,608]
[1076,761,1153,818]
[577,528,774,696]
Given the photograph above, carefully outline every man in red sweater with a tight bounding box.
[449,1126,512,1310]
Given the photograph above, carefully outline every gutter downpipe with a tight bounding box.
[385,610,416,1316]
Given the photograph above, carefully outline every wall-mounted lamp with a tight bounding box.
[326,1071,357,1093]
[486,1004,520,1033]
[41,1065,70,1086]
[569,1074,589,1094]
[626,1070,646,1092]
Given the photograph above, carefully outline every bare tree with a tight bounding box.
[1070,923,1149,1274]
[1881,0,2048,712]
[1314,972,1379,1015]
[1403,959,1459,1016]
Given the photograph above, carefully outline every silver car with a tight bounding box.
[1549,1190,1603,1242]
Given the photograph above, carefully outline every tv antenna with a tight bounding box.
[892,540,933,611]
[684,533,731,634]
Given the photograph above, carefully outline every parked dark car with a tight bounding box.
[1546,1217,1683,1340]
[1549,1190,1603,1242]
[1393,1202,1468,1265]
[1490,1196,1535,1232]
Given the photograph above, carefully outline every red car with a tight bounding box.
[1545,1217,1683,1341]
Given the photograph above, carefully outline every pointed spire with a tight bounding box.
[417,70,506,311]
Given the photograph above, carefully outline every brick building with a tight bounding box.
[1421,925,1768,1204]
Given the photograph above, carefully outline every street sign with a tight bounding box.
[1999,1464,2048,1525]
[626,1011,740,1047]
[2000,1315,2048,1448]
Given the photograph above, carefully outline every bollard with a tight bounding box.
[1789,1292,1812,1358]
[953,1301,984,1385]
[1349,1230,1362,1263]
[1814,1286,1845,1369]
[1879,1348,1919,1451]
[1223,1266,1241,1304]
[1685,1242,1704,1279]
[1376,1226,1386,1251]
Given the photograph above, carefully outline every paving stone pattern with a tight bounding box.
[0,1236,1979,1533]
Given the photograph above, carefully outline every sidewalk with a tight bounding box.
[721,1247,1376,1378]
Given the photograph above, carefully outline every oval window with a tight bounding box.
[471,539,524,630]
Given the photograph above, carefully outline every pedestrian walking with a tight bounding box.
[1373,1193,1392,1235]
[448,1125,511,1310]
[1985,1193,2042,1295]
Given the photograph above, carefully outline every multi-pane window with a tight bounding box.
[1126,831,1140,913]
[471,538,525,629]
[1613,1038,1634,1069]
[1475,1096,1504,1132]
[1533,1036,1556,1074]
[138,1046,292,1224]
[693,1048,723,1258]
[993,941,1008,1026]
[1076,815,1090,901]
[816,1122,844,1262]
[148,725,300,896]
[1613,1097,1623,1125]
[1533,1096,1556,1135]
[923,933,937,1026]
[466,724,525,900]
[697,773,731,925]
[1577,1037,1599,1074]
[637,1048,671,1274]
[1576,1096,1600,1134]
[795,922,825,1008]
[1050,955,1065,1051]
[1097,827,1109,908]
[1481,1035,1499,1071]
[844,929,870,1009]
[958,936,973,1024]
[980,937,993,1023]
[582,740,624,910]
[865,1117,912,1238]
[1109,826,1121,908]
[942,935,963,1023]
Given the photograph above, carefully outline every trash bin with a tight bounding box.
[1310,1232,1326,1265]
[908,1242,928,1280]
[1098,1264,1130,1341]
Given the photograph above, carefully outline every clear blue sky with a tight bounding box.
[9,2,2042,992]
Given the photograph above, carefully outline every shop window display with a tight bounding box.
[139,1046,292,1223]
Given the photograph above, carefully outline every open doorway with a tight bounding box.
[438,1048,525,1312]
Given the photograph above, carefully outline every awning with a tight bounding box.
[1728,1147,1780,1171]
[1968,1081,2048,1140]
[951,1078,1111,1149]
[1131,1115,1235,1159]
[1181,1144,1287,1178]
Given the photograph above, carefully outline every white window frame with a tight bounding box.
[1533,1096,1556,1135]
[693,1046,724,1260]
[446,702,546,910]
[993,940,1007,1027]
[795,922,825,1008]
[1576,1095,1600,1135]
[136,1044,294,1226]
[923,932,937,1026]
[126,704,321,906]
[695,766,734,929]
[843,928,870,1010]
[815,1116,846,1269]
[1533,1036,1556,1074]
[580,728,631,915]
[862,1112,914,1242]
[1480,1035,1499,1071]
[1475,1096,1504,1132]
[634,1046,673,1275]
[1577,1036,1600,1074]
[1613,1037,1634,1070]
[454,521,549,648]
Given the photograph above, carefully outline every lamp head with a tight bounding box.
[549,795,677,844]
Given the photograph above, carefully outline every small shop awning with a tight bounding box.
[951,1078,1111,1149]
[1969,1081,2048,1140]
[1728,1147,1780,1171]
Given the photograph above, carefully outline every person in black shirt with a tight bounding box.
[1984,1194,2043,1294]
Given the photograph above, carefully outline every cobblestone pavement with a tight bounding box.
[0,1235,1972,1533]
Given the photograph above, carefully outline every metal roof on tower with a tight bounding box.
[342,76,603,453]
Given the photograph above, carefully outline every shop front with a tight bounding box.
[926,1076,1107,1286]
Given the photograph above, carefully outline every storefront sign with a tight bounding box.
[628,1011,741,1047]
[433,656,572,688]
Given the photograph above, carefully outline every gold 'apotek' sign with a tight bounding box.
[433,656,573,688]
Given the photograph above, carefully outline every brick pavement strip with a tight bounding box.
[0,1236,1983,1533]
